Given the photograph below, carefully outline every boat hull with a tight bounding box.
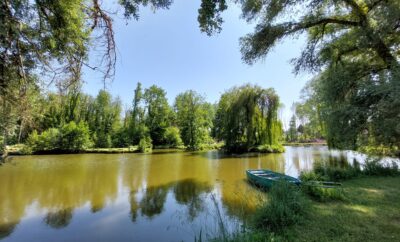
[246,169,300,189]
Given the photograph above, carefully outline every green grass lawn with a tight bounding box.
[220,176,400,242]
[281,176,400,241]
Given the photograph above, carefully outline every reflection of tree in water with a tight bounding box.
[44,208,73,229]
[129,191,139,222]
[128,179,211,222]
[90,204,104,213]
[0,221,18,240]
[316,154,350,168]
[173,179,211,221]
[140,186,169,218]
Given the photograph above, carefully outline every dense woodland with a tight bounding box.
[1,0,399,157]
[0,81,284,153]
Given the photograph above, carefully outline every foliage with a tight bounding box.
[363,159,399,176]
[143,85,173,145]
[128,82,145,145]
[215,84,283,153]
[89,90,121,148]
[292,79,327,142]
[26,121,91,153]
[253,144,285,153]
[112,127,131,148]
[27,128,60,152]
[59,121,92,152]
[306,157,399,182]
[163,126,183,148]
[359,145,400,158]
[195,0,400,152]
[299,171,346,202]
[138,136,152,153]
[313,161,361,182]
[252,181,309,232]
[287,115,298,142]
[174,90,214,150]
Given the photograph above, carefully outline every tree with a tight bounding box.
[143,85,173,145]
[214,84,283,152]
[59,121,91,152]
[294,78,327,141]
[90,90,121,148]
[197,0,400,152]
[288,115,297,143]
[174,91,212,150]
[128,82,146,145]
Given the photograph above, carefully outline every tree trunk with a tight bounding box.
[1,98,8,162]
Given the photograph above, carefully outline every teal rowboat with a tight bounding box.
[246,169,301,189]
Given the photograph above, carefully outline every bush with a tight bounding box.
[94,132,112,148]
[302,185,346,202]
[138,136,152,153]
[299,171,323,182]
[59,121,92,152]
[359,145,399,157]
[33,128,61,152]
[313,161,361,181]
[311,158,399,182]
[254,144,285,153]
[112,128,131,148]
[25,121,91,153]
[163,126,183,147]
[252,181,309,232]
[363,159,399,176]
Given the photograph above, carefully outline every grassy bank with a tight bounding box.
[2,143,225,156]
[214,176,400,242]
[287,176,400,241]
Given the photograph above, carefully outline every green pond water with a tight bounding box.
[0,146,369,241]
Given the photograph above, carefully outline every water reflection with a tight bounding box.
[0,147,397,241]
[44,209,73,229]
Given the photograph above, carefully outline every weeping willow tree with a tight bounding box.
[214,84,283,153]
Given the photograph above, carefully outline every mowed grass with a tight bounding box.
[283,176,400,241]
[217,176,400,242]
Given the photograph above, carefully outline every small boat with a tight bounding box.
[246,169,301,189]
[246,169,342,189]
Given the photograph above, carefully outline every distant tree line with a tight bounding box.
[1,82,283,153]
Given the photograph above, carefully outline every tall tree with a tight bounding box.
[143,85,173,146]
[288,115,298,143]
[198,0,400,151]
[129,82,146,145]
[174,90,212,150]
[214,84,283,152]
[90,90,121,148]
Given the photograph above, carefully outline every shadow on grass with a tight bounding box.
[285,176,400,241]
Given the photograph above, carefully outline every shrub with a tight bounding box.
[363,159,399,176]
[112,128,130,148]
[163,126,183,147]
[35,128,61,152]
[304,186,346,202]
[359,145,399,157]
[299,171,323,182]
[255,144,285,153]
[138,136,152,153]
[252,181,309,232]
[59,121,92,152]
[26,121,91,153]
[313,161,361,181]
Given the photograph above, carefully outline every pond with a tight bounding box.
[0,146,385,241]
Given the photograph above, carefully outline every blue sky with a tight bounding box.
[83,0,311,128]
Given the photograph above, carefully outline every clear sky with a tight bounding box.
[82,0,311,128]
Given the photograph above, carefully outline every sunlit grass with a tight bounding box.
[208,176,400,242]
